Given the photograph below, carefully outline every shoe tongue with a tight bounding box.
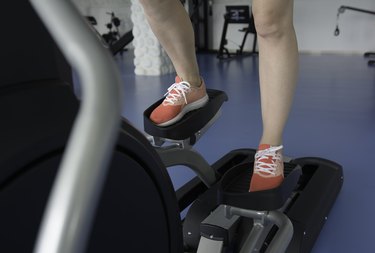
[258,144,271,151]
[163,76,184,104]
[257,144,274,164]
[175,76,183,83]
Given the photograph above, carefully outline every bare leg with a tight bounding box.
[252,0,298,146]
[139,0,207,126]
[249,0,298,192]
[139,0,201,87]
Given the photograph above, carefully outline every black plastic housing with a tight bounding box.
[143,89,228,141]
[218,163,302,211]
[285,157,343,253]
[183,151,344,253]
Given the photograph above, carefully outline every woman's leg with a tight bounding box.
[139,0,208,126]
[250,0,299,191]
[139,0,201,86]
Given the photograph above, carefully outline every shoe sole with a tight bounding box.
[157,94,209,127]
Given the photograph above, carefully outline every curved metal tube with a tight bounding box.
[265,211,294,253]
[30,0,123,252]
[225,206,293,253]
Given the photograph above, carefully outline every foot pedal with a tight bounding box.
[143,89,228,142]
[218,163,302,210]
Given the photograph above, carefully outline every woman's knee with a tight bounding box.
[252,6,293,39]
[139,0,178,20]
[139,0,167,5]
[139,0,176,10]
[254,14,290,38]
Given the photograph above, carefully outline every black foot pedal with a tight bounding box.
[143,89,228,141]
[218,163,302,210]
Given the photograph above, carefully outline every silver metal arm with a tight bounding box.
[30,0,123,252]
[225,206,293,253]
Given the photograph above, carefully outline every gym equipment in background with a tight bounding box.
[86,12,133,56]
[334,5,375,66]
[217,5,258,60]
[181,0,211,53]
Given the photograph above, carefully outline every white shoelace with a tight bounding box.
[163,81,191,105]
[254,145,283,175]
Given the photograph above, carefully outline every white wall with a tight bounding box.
[295,0,375,53]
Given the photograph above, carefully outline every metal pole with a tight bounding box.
[30,0,123,252]
[226,206,293,253]
[339,5,375,16]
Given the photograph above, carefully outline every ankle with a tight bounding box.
[257,143,283,152]
[178,74,202,88]
[258,138,283,148]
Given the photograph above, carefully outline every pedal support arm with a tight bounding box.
[157,145,217,187]
[225,206,293,253]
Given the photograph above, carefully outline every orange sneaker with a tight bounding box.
[150,76,209,126]
[249,144,284,192]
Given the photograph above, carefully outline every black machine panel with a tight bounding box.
[0,0,71,88]
[0,82,184,253]
[182,150,343,253]
[0,149,183,253]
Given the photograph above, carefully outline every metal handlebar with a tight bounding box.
[30,0,124,252]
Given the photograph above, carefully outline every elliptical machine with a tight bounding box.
[143,90,343,253]
[0,0,343,252]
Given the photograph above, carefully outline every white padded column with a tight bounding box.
[130,0,175,76]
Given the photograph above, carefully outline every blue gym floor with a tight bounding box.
[117,51,375,253]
